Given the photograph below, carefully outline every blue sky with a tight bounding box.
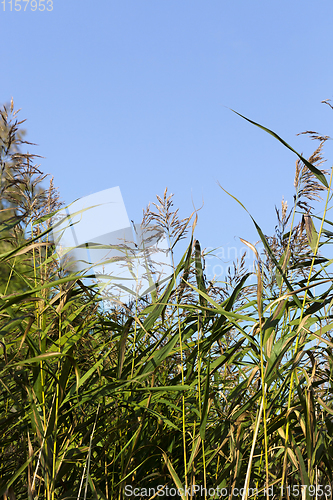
[1,0,333,282]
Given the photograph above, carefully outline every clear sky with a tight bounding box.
[1,0,333,283]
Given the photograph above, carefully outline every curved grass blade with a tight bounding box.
[230,109,328,188]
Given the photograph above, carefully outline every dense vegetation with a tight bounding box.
[1,101,333,500]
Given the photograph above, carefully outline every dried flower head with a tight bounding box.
[294,140,329,213]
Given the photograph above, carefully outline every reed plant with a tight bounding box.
[1,102,333,500]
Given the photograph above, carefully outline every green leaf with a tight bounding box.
[231,109,328,188]
[161,452,186,500]
[199,361,211,440]
[303,214,319,254]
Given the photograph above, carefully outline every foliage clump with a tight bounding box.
[1,101,333,500]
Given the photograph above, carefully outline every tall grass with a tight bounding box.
[1,102,333,500]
